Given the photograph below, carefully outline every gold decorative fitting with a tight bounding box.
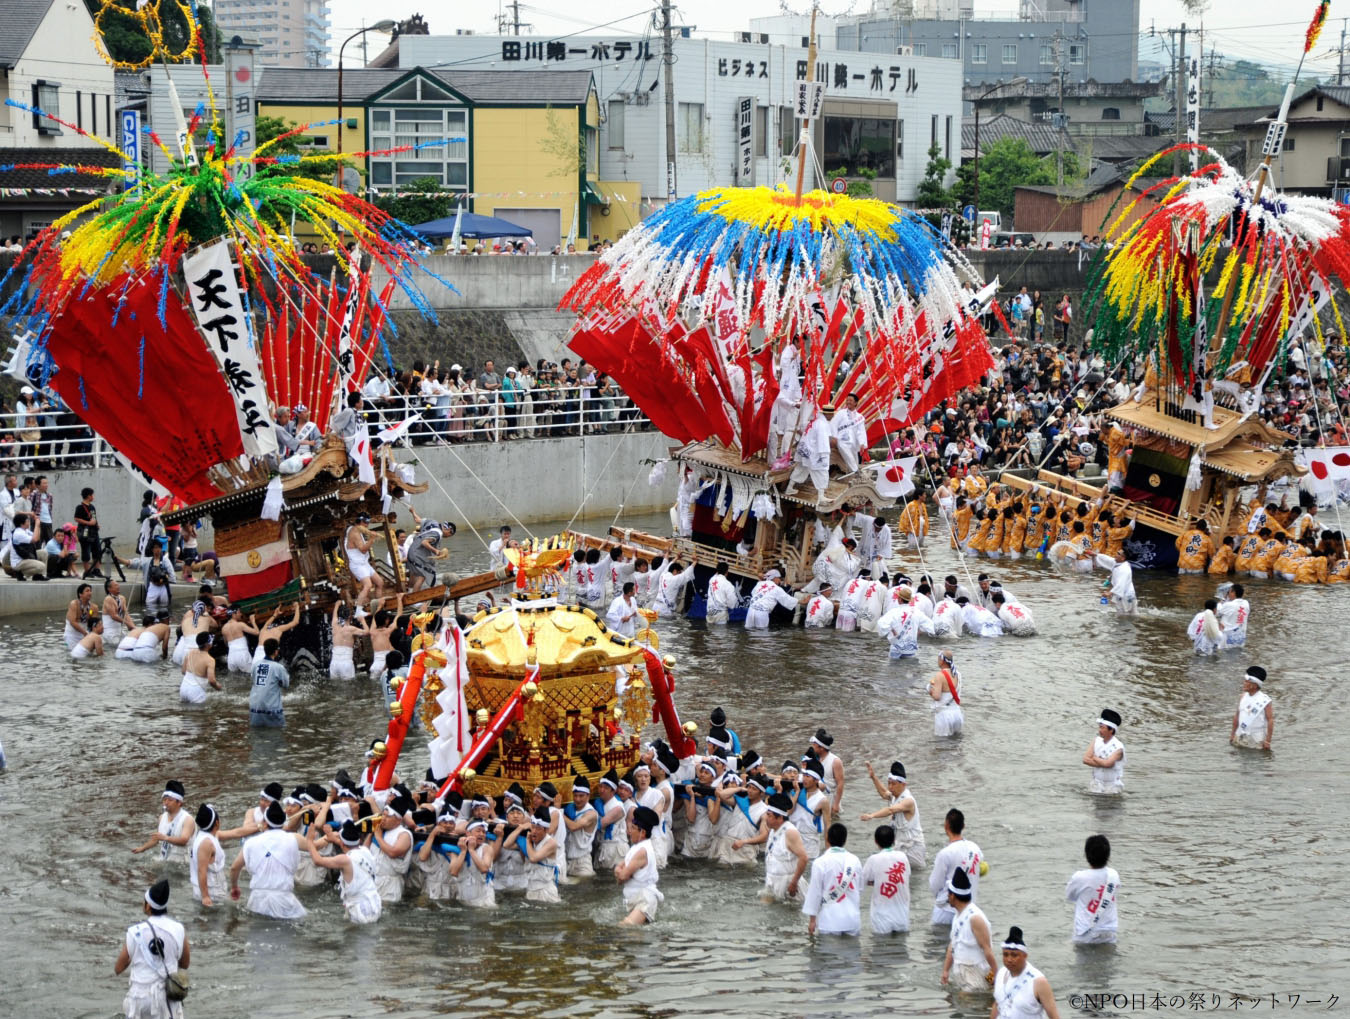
[663,655,677,668]
[521,681,539,698]
[460,767,476,782]
[683,721,698,735]
[389,703,402,718]
[475,708,490,726]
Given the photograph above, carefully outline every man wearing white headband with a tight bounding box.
[301,820,383,924]
[370,796,415,903]
[132,780,196,864]
[189,803,226,908]
[1082,709,1125,795]
[615,805,663,925]
[860,760,926,871]
[755,792,808,903]
[450,820,497,908]
[1231,665,1274,750]
[114,878,189,1019]
[940,866,996,990]
[713,773,768,867]
[229,800,306,919]
[992,925,1063,1018]
[807,728,846,813]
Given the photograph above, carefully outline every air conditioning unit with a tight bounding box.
[1328,156,1350,181]
[739,31,752,43]
[897,45,913,56]
[634,92,650,106]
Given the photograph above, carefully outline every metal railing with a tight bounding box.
[0,385,656,471]
[0,412,119,471]
[357,385,654,445]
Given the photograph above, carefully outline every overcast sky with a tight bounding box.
[328,0,1347,78]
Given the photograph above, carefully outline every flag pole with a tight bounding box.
[794,5,818,207]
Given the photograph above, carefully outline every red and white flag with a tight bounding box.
[1300,446,1350,483]
[872,456,918,499]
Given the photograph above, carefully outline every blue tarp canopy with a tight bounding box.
[411,211,533,240]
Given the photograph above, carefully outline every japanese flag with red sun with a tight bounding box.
[1303,447,1350,482]
[873,457,918,499]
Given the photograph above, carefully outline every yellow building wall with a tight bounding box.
[256,101,361,155]
[592,181,642,243]
[471,106,579,249]
[257,100,360,244]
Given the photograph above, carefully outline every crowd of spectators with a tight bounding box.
[357,357,651,444]
[887,324,1350,491]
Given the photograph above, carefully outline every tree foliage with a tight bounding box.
[84,0,221,65]
[953,137,1083,218]
[916,141,954,209]
[539,106,585,179]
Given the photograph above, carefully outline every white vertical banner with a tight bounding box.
[795,80,825,119]
[736,96,755,184]
[334,244,363,400]
[1186,54,1200,170]
[225,44,257,185]
[164,73,198,167]
[181,240,278,458]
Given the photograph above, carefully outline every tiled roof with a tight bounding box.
[0,0,52,68]
[0,147,123,190]
[257,66,594,105]
[960,113,1070,157]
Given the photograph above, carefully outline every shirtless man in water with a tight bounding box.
[330,602,367,680]
[367,595,402,678]
[253,602,302,667]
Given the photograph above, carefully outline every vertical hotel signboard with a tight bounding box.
[736,96,754,185]
[120,109,140,192]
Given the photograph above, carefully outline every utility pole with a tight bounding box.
[1170,23,1186,177]
[1054,30,1065,187]
[499,1,528,35]
[1340,19,1347,85]
[661,0,677,202]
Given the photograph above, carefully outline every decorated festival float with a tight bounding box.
[1001,2,1350,569]
[555,17,996,600]
[0,0,514,656]
[368,533,698,806]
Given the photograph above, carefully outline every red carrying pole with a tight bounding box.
[435,671,533,798]
[641,648,697,757]
[373,647,447,792]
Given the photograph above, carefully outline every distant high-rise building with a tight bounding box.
[836,0,1140,87]
[213,0,330,68]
